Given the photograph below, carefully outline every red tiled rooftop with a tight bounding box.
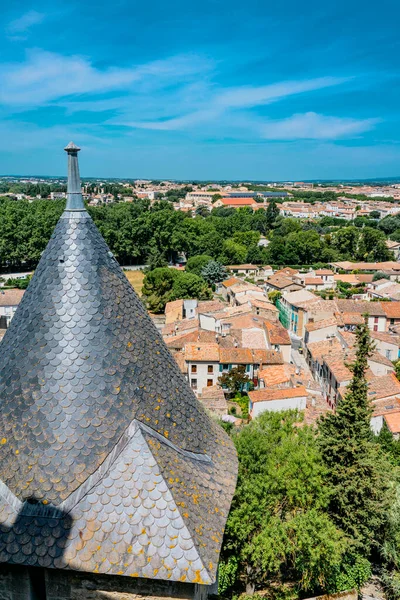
[249,386,307,403]
[184,342,220,362]
[380,302,400,319]
[0,289,25,306]
[385,412,400,434]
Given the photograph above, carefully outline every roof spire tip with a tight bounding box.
[64,141,81,153]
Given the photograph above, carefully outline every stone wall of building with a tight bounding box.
[0,565,215,600]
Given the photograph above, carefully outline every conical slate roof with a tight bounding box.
[0,145,237,584]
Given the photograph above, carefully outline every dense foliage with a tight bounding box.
[221,323,400,600]
[221,411,347,598]
[141,267,212,312]
[0,197,395,271]
[318,320,394,553]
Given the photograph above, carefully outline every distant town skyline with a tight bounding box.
[0,0,399,180]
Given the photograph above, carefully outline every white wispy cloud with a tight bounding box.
[123,76,353,132]
[0,50,213,106]
[7,10,45,38]
[0,47,379,144]
[260,112,379,140]
[214,77,351,108]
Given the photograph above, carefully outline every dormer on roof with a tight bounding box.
[0,144,237,598]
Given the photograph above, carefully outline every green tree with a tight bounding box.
[331,227,360,259]
[201,260,226,285]
[219,239,247,265]
[318,319,394,553]
[268,290,282,305]
[361,227,392,261]
[219,366,251,394]
[142,268,212,312]
[171,272,212,302]
[147,245,168,270]
[185,254,213,277]
[370,210,381,220]
[373,271,390,281]
[142,267,177,313]
[221,411,347,596]
[233,231,260,247]
[265,198,281,228]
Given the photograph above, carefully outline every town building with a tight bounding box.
[386,239,400,260]
[0,289,25,326]
[226,264,262,277]
[248,387,308,419]
[264,274,303,294]
[213,197,258,209]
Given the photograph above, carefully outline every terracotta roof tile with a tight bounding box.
[221,277,241,288]
[162,318,199,337]
[305,317,338,332]
[197,300,226,313]
[370,330,400,345]
[249,386,307,403]
[258,364,295,387]
[266,274,298,289]
[380,302,400,318]
[367,373,400,401]
[164,299,184,313]
[385,412,400,433]
[304,277,324,285]
[184,342,220,362]
[254,349,283,365]
[275,267,299,276]
[372,397,400,416]
[336,312,365,325]
[219,347,253,364]
[263,320,291,344]
[0,289,25,306]
[227,264,260,270]
[241,328,267,349]
[220,198,256,206]
[315,269,334,275]
[336,299,386,316]
[307,338,343,361]
[250,298,279,311]
[165,329,216,349]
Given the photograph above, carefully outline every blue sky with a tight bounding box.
[0,0,399,180]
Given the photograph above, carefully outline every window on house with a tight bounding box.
[374,317,379,323]
[222,364,229,370]
[374,325,378,332]
[207,379,213,387]
[386,350,392,359]
[391,318,395,325]
[191,365,197,374]
[207,365,213,374]
[191,379,197,389]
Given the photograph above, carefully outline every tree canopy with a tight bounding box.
[318,320,394,554]
[0,196,395,271]
[141,267,212,312]
[221,411,347,597]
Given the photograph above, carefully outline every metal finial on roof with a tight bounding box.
[64,142,85,210]
[64,141,81,152]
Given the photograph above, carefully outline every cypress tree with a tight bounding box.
[318,318,394,553]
